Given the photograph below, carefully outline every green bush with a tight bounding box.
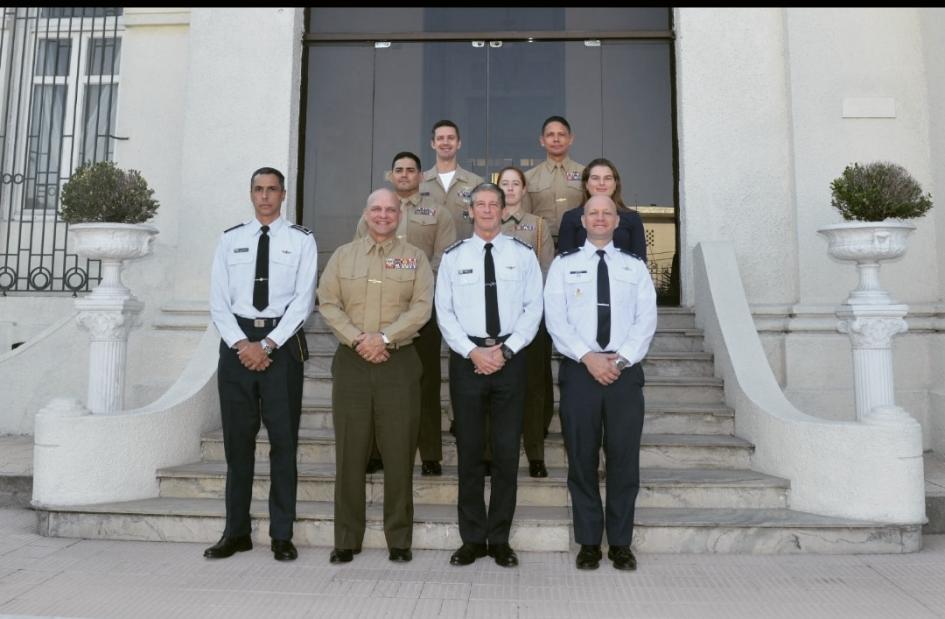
[59,161,159,224]
[830,161,932,222]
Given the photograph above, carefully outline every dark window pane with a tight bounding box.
[35,39,71,77]
[82,84,118,164]
[87,37,121,75]
[309,7,669,35]
[40,8,123,19]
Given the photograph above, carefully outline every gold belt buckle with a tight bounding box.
[253,319,265,328]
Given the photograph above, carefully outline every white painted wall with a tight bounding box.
[170,7,303,304]
[786,8,938,307]
[675,7,799,308]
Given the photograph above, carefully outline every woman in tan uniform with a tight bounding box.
[496,166,554,477]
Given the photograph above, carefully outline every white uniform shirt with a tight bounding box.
[210,216,318,348]
[544,240,657,365]
[436,232,543,358]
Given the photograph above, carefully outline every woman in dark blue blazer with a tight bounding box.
[556,158,647,261]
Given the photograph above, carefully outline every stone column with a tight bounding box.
[75,297,143,414]
[837,304,914,425]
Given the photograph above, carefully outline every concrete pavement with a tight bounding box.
[1,504,944,618]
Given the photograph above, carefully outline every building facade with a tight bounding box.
[1,7,942,543]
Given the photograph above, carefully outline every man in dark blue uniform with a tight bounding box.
[544,194,657,571]
[206,167,318,561]
[436,182,543,568]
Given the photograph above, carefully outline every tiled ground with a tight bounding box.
[0,505,944,618]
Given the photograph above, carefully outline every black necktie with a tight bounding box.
[484,242,500,338]
[596,249,610,349]
[253,225,270,311]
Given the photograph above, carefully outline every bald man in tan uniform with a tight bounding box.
[320,188,434,565]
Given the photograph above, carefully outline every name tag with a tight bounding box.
[517,223,535,231]
[415,207,436,216]
[385,257,417,270]
[566,171,581,181]
[459,268,473,275]
[569,270,587,275]
[234,247,249,253]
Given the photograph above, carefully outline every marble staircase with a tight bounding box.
[36,308,922,553]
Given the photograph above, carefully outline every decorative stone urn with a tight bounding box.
[818,220,915,425]
[817,221,915,305]
[70,223,158,414]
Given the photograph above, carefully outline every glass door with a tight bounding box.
[303,34,677,303]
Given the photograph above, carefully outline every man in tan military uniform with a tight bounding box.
[356,152,456,476]
[523,115,585,241]
[421,120,484,241]
[319,187,434,565]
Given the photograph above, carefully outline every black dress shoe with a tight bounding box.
[421,460,442,476]
[366,458,383,474]
[608,545,637,571]
[271,539,297,561]
[576,544,602,570]
[529,460,548,478]
[329,548,357,564]
[203,534,252,559]
[389,547,412,562]
[449,542,487,566]
[487,543,519,568]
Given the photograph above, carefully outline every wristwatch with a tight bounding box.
[614,356,630,371]
[500,344,514,361]
[260,339,274,356]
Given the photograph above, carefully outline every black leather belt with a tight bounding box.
[235,315,281,329]
[468,334,510,347]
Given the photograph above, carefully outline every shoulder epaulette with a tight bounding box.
[512,236,533,250]
[444,239,465,254]
[618,247,644,261]
[291,224,313,235]
[557,247,580,257]
[223,222,245,234]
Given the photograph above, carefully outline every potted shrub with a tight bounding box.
[59,161,160,299]
[818,161,933,305]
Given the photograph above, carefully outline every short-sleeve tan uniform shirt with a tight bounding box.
[317,235,434,348]
[523,157,585,238]
[420,165,484,241]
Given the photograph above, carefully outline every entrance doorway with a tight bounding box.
[302,8,677,303]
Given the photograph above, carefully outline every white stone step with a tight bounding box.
[301,375,725,406]
[299,402,736,435]
[306,307,695,332]
[199,429,753,470]
[36,498,920,554]
[157,462,789,510]
[303,350,717,378]
[305,329,707,355]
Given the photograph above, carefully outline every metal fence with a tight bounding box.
[0,7,122,294]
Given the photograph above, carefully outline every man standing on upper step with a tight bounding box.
[522,115,585,243]
[436,182,543,568]
[322,188,434,564]
[356,152,456,477]
[421,120,484,242]
[206,166,318,562]
[544,194,657,572]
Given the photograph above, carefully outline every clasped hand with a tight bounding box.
[354,332,390,364]
[470,345,505,375]
[235,339,272,372]
[581,351,621,386]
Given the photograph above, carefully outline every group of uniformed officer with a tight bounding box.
[205,114,658,572]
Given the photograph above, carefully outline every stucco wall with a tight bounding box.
[674,7,799,308]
